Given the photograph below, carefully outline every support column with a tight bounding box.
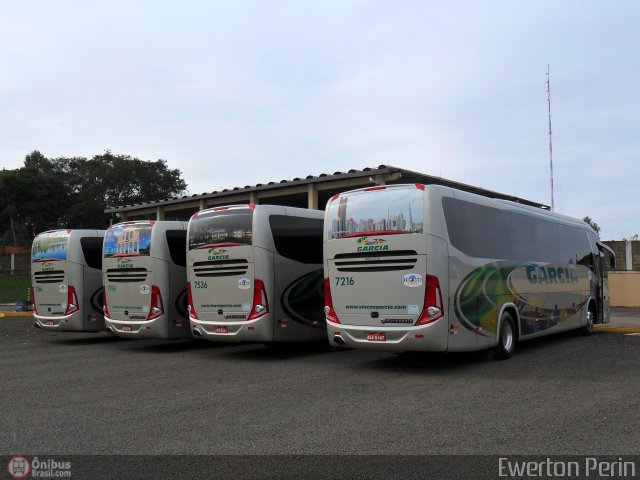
[307,184,318,209]
[156,206,165,221]
[372,175,386,186]
[250,192,259,205]
[199,199,206,211]
[118,212,128,222]
[626,240,632,271]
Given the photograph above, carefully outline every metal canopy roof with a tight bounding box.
[105,164,549,214]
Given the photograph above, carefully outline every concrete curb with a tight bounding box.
[0,312,33,318]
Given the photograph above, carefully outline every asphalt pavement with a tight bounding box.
[1,313,639,459]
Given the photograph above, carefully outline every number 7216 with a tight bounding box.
[335,276,355,286]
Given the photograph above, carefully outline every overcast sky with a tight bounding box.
[1,1,638,239]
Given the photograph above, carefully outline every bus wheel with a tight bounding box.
[582,307,595,336]
[494,312,516,360]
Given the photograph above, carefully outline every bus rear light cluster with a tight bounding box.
[187,282,199,320]
[247,279,269,321]
[102,287,111,318]
[64,285,80,316]
[323,277,340,324]
[416,275,444,325]
[33,290,38,315]
[147,285,164,321]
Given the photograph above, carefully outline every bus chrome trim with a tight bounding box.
[34,312,77,322]
[189,317,259,326]
[104,316,158,325]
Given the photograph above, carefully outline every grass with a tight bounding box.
[0,275,31,303]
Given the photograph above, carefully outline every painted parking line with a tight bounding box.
[594,326,640,334]
[0,312,33,318]
[624,333,640,337]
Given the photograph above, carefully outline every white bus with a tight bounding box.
[103,220,190,339]
[323,184,615,359]
[32,229,106,332]
[187,204,325,342]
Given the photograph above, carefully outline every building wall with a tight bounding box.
[609,272,640,307]
[0,253,30,276]
[603,240,640,271]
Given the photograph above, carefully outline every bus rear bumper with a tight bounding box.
[326,319,448,352]
[105,315,189,339]
[190,315,273,342]
[34,312,85,332]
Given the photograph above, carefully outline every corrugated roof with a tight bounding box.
[105,164,549,213]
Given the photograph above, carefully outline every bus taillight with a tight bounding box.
[102,287,111,318]
[248,279,269,320]
[416,275,444,325]
[147,285,164,321]
[187,282,199,320]
[64,285,80,316]
[33,290,38,315]
[323,277,340,324]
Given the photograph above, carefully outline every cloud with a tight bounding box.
[0,0,637,239]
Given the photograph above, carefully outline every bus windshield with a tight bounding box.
[32,230,70,262]
[326,187,424,239]
[188,209,253,250]
[104,224,153,257]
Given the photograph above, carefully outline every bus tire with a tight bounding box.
[582,305,596,336]
[494,312,516,360]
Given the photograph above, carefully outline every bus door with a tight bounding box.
[597,243,615,324]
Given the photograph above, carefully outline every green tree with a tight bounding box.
[61,150,187,226]
[0,156,69,243]
[583,216,600,234]
[0,150,187,244]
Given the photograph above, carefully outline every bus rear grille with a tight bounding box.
[334,250,417,272]
[34,270,65,283]
[193,259,248,277]
[106,268,148,282]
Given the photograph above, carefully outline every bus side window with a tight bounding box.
[511,213,539,262]
[481,205,512,260]
[535,219,559,263]
[80,237,104,270]
[269,215,323,264]
[166,230,187,267]
[441,198,485,258]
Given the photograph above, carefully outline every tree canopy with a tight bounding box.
[0,150,187,245]
[582,216,601,234]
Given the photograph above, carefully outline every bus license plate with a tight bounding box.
[46,320,54,326]
[122,325,132,332]
[366,332,387,342]
[215,326,229,334]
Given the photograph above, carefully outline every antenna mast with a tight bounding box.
[546,64,554,211]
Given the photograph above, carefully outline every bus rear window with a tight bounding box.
[188,210,253,250]
[32,231,69,262]
[104,225,153,258]
[326,187,424,239]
